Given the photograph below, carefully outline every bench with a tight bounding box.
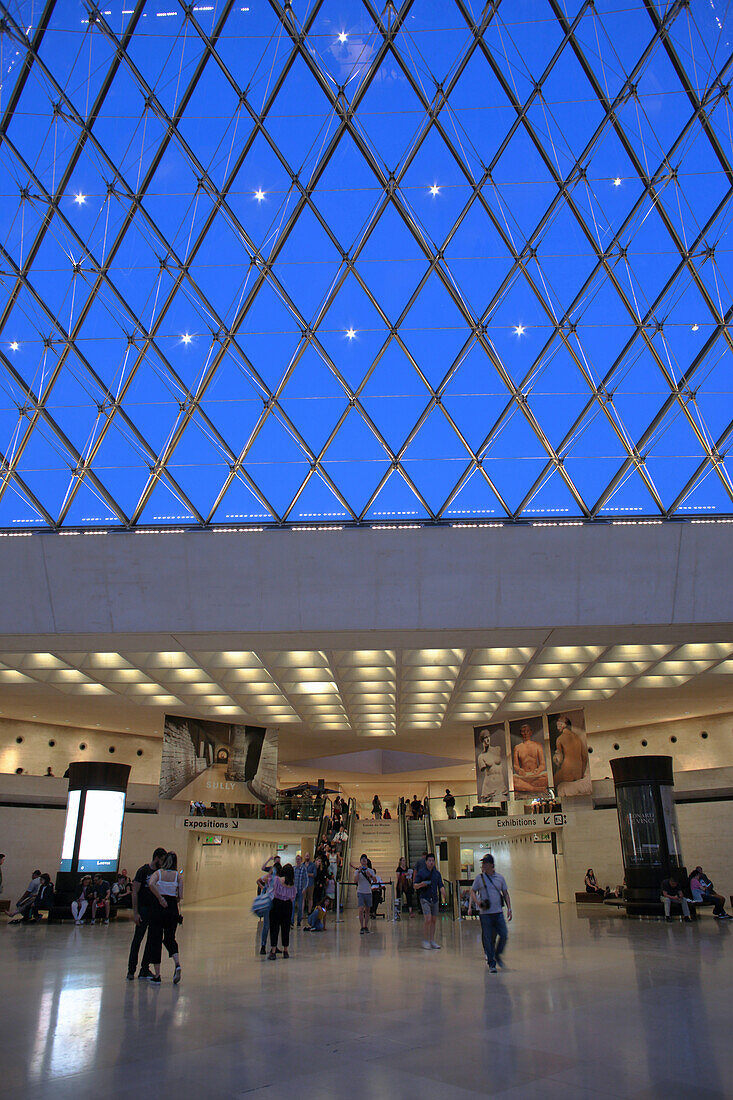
[47,904,125,923]
[575,891,605,904]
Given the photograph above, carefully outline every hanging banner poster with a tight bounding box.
[474,723,509,803]
[160,716,278,805]
[547,709,591,797]
[509,716,549,793]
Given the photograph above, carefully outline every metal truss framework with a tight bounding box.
[0,0,732,530]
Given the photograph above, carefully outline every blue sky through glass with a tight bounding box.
[0,0,731,529]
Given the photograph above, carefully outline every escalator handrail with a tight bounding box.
[424,797,436,858]
[398,799,408,864]
[315,796,331,850]
[339,797,356,885]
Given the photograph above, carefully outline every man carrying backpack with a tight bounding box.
[468,853,512,973]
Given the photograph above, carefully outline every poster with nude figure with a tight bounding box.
[509,717,549,794]
[474,723,509,804]
[547,709,591,797]
[159,715,278,805]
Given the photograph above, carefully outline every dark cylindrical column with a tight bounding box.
[611,755,685,915]
[57,762,131,901]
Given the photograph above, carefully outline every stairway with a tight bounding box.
[345,818,401,907]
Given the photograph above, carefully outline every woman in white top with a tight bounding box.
[148,851,183,984]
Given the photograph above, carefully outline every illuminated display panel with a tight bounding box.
[77,790,126,874]
[59,789,81,872]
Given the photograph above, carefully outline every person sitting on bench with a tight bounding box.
[584,869,605,897]
[30,874,54,921]
[689,867,732,920]
[661,875,692,922]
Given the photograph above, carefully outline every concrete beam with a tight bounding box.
[0,522,728,640]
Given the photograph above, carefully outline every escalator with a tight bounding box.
[401,800,436,868]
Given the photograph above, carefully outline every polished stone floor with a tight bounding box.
[1,889,732,1098]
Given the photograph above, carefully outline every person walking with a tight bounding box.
[371,794,382,820]
[269,863,297,959]
[292,853,308,928]
[147,851,183,984]
[468,853,512,973]
[354,854,377,934]
[127,847,167,980]
[395,856,414,914]
[443,789,456,819]
[71,875,92,924]
[414,853,446,949]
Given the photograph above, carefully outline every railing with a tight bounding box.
[186,796,326,821]
[424,797,436,858]
[425,793,561,821]
[339,797,356,886]
[398,797,408,863]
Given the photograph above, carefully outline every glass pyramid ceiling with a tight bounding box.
[0,0,732,530]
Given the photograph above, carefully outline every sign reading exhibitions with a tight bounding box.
[160,715,278,805]
[474,709,590,799]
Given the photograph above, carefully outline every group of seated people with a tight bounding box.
[8,869,54,924]
[584,865,732,919]
[69,869,133,924]
[660,866,732,921]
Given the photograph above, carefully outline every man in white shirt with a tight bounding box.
[353,854,377,934]
[469,854,512,973]
[9,869,41,923]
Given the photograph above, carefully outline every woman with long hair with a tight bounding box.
[371,794,382,819]
[147,851,183,984]
[395,856,414,914]
[269,863,296,960]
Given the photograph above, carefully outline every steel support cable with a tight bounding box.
[447,44,733,519]
[0,1,149,521]
[553,7,733,512]
[85,1,344,525]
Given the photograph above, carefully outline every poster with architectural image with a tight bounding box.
[509,716,549,793]
[474,723,509,803]
[547,709,591,796]
[160,716,278,805]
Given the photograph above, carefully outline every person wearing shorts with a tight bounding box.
[354,854,377,934]
[414,853,446,949]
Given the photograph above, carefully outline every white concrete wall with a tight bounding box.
[0,804,179,905]
[183,833,276,905]
[0,522,730,636]
[0,715,160,784]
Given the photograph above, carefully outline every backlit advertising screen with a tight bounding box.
[59,789,82,872]
[77,790,126,873]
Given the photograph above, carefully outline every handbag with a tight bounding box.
[252,889,273,917]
